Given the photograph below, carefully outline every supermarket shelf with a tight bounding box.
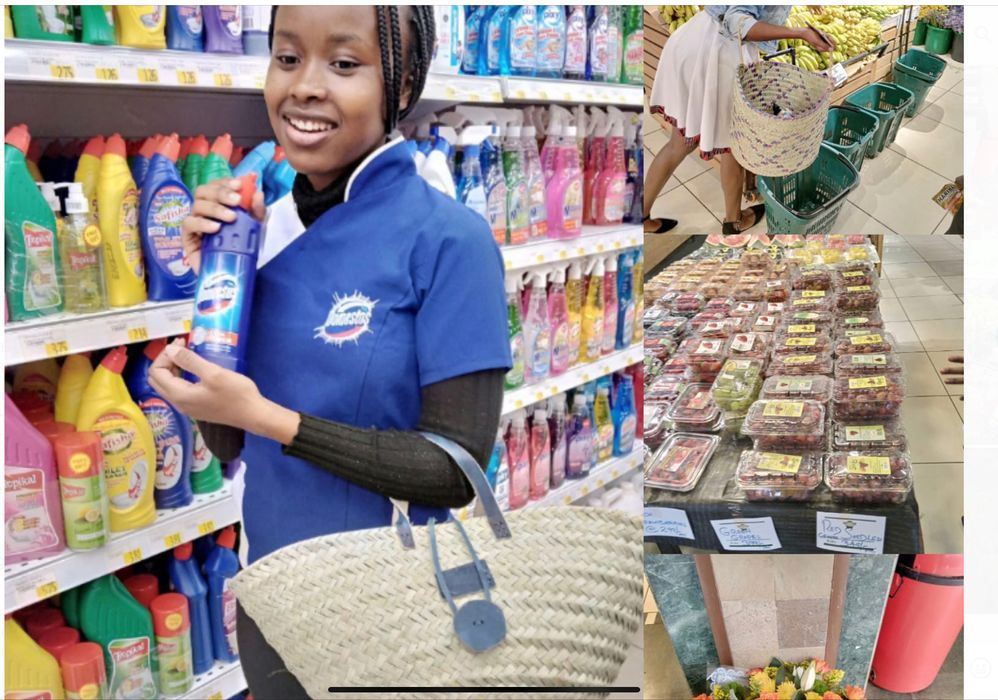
[4,485,239,614]
[502,225,642,273]
[534,441,645,508]
[501,77,643,106]
[4,299,192,366]
[502,343,643,415]
[181,660,247,700]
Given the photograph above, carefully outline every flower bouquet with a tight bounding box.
[693,658,865,700]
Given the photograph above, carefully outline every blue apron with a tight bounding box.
[241,141,512,563]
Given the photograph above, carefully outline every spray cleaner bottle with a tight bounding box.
[580,257,605,364]
[485,427,509,509]
[566,260,584,367]
[545,124,583,240]
[59,182,107,314]
[540,105,569,184]
[455,125,490,222]
[595,107,627,226]
[586,6,610,82]
[499,111,529,246]
[602,255,619,356]
[528,406,551,501]
[616,251,635,350]
[521,116,547,241]
[633,249,644,345]
[548,264,570,376]
[506,5,537,77]
[421,126,458,199]
[504,274,525,390]
[506,410,530,510]
[482,124,508,246]
[523,269,551,384]
[594,383,614,462]
[566,393,592,479]
[613,374,637,456]
[583,108,607,225]
[564,6,587,80]
[548,395,567,489]
[536,6,566,78]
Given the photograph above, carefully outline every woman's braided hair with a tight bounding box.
[268,6,435,134]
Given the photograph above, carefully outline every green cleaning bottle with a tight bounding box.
[10,6,75,41]
[504,275,524,390]
[181,135,209,193]
[199,134,234,185]
[79,575,159,699]
[190,420,224,494]
[621,6,643,85]
[5,124,64,321]
[77,5,115,45]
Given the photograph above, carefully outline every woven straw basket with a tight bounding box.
[730,59,833,177]
[231,506,643,699]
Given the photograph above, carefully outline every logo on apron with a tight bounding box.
[314,291,379,347]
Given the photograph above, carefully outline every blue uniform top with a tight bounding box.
[241,138,512,563]
[704,5,793,55]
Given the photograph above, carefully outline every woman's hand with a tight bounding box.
[182,179,266,275]
[801,26,836,52]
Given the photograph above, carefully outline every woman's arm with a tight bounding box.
[717,6,835,51]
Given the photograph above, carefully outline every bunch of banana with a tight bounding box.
[659,5,701,33]
[853,6,903,21]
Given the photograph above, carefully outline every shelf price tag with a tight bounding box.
[197,519,216,536]
[50,63,76,80]
[45,339,70,357]
[213,72,234,88]
[177,69,198,86]
[14,572,60,607]
[127,326,149,343]
[207,692,224,700]
[96,66,120,81]
[122,546,144,566]
[137,67,160,84]
[163,532,183,549]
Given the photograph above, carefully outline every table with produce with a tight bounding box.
[642,235,922,554]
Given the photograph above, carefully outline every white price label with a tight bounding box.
[826,62,849,87]
[816,512,886,554]
[644,507,695,540]
[711,517,782,551]
[14,572,60,607]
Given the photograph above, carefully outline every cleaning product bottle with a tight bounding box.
[632,249,644,344]
[545,125,583,240]
[75,135,104,217]
[602,255,619,355]
[61,588,82,630]
[150,593,195,697]
[53,430,110,551]
[594,385,614,462]
[5,395,66,563]
[26,608,66,640]
[202,5,243,53]
[78,574,159,699]
[77,5,115,44]
[10,5,74,40]
[486,5,511,75]
[98,134,147,308]
[4,618,66,700]
[482,127,508,246]
[564,5,587,81]
[586,383,600,472]
[204,526,240,662]
[5,125,63,321]
[35,419,75,447]
[539,105,565,182]
[505,410,530,510]
[523,269,551,384]
[566,393,592,479]
[462,5,485,75]
[168,542,213,675]
[622,5,643,85]
[200,134,234,185]
[75,346,157,532]
[229,146,245,168]
[422,128,458,199]
[455,126,489,221]
[124,574,161,609]
[536,6,565,78]
[501,119,529,246]
[566,260,584,366]
[13,391,56,425]
[241,5,270,56]
[613,374,637,456]
[430,5,463,74]
[131,136,158,189]
[580,257,605,364]
[55,355,93,425]
[507,5,537,77]
[38,626,80,663]
[114,6,166,49]
[61,642,110,700]
[616,251,635,350]
[584,108,607,225]
[140,135,197,301]
[548,395,567,489]
[548,265,570,376]
[528,407,551,501]
[263,146,295,204]
[166,5,203,51]
[232,140,275,184]
[491,426,511,511]
[606,6,622,85]
[181,135,209,193]
[190,421,224,494]
[587,6,610,82]
[126,339,194,510]
[59,182,107,314]
[26,139,45,182]
[627,125,644,224]
[522,123,547,241]
[189,174,261,374]
[14,358,61,403]
[595,107,627,225]
[504,275,525,390]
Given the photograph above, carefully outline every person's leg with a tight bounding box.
[643,128,696,230]
[717,153,763,230]
[237,602,310,699]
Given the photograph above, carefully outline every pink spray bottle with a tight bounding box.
[548,264,571,376]
[506,410,531,510]
[545,125,584,240]
[548,395,568,490]
[583,107,607,226]
[602,255,619,356]
[528,406,551,501]
[595,106,627,226]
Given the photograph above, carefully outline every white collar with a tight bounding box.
[345,134,406,202]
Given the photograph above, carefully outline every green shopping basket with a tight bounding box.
[758,144,860,235]
[893,49,947,116]
[843,82,915,157]
[823,106,880,173]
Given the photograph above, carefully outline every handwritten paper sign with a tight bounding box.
[644,508,695,540]
[816,512,886,554]
[711,517,782,551]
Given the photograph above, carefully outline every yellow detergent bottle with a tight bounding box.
[5,617,67,700]
[114,6,166,49]
[98,134,147,308]
[55,354,94,425]
[75,135,105,221]
[14,358,61,403]
[76,346,157,532]
[579,257,605,364]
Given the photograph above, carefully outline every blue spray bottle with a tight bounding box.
[480,125,508,247]
[126,338,194,509]
[456,126,491,222]
[486,6,512,75]
[612,374,636,456]
[166,6,203,51]
[140,134,199,300]
[586,6,610,82]
[463,5,486,75]
[232,140,275,184]
[536,6,566,79]
[616,251,635,349]
[204,526,240,662]
[506,6,538,77]
[189,174,261,375]
[169,542,215,675]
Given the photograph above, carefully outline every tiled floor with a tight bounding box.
[884,234,964,554]
[644,51,963,236]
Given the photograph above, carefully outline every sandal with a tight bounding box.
[721,204,766,235]
[644,216,679,234]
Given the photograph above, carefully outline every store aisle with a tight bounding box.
[884,234,964,554]
[643,52,963,237]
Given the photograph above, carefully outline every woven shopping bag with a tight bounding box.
[730,38,833,177]
[230,433,643,699]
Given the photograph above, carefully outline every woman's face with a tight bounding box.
[265,6,388,190]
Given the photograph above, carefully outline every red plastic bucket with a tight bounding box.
[870,555,963,693]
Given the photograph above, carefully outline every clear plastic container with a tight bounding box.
[772,332,834,356]
[643,306,671,328]
[765,302,787,316]
[667,383,722,432]
[692,318,731,339]
[831,419,907,451]
[836,284,880,312]
[825,451,913,504]
[728,332,772,361]
[661,356,692,376]
[834,353,904,378]
[647,316,690,340]
[831,374,905,420]
[702,276,738,299]
[785,309,834,327]
[760,375,834,403]
[669,278,704,293]
[752,314,781,333]
[846,245,875,261]
[671,292,706,316]
[704,297,735,314]
[712,359,764,414]
[793,266,833,291]
[731,280,765,301]
[736,450,822,502]
[678,337,731,383]
[645,336,678,360]
[834,264,877,288]
[833,331,897,356]
[835,311,885,333]
[727,301,758,318]
[647,374,688,404]
[644,404,672,451]
[741,399,826,451]
[765,279,790,303]
[767,351,835,377]
[741,249,772,269]
[644,356,664,383]
[645,433,720,493]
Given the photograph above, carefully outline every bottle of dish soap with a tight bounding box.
[507,6,537,77]
[190,420,225,494]
[75,346,157,532]
[536,6,565,78]
[203,526,240,663]
[202,5,243,54]
[168,542,214,675]
[580,257,605,364]
[564,6,587,80]
[60,182,108,314]
[98,134,147,307]
[586,6,610,82]
[594,384,614,463]
[4,617,66,700]
[114,6,166,49]
[10,5,75,41]
[77,5,115,45]
[616,251,635,350]
[622,5,644,85]
[55,354,94,425]
[166,6,203,51]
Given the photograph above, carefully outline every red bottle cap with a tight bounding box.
[126,139,141,157]
[4,124,31,155]
[124,574,161,609]
[237,174,258,210]
[179,136,193,160]
[37,626,81,663]
[273,146,286,163]
[82,135,106,159]
[34,419,75,445]
[174,541,194,561]
[139,136,159,159]
[60,642,107,695]
[53,431,103,480]
[156,135,181,164]
[210,133,233,161]
[43,139,61,158]
[99,346,128,374]
[230,145,245,166]
[217,525,237,550]
[144,338,169,361]
[104,134,127,159]
[151,593,191,637]
[190,135,210,157]
[26,607,66,639]
[13,601,48,624]
[27,139,43,163]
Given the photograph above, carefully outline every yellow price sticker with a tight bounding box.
[36,580,59,600]
[597,243,605,252]
[597,479,605,488]
[613,241,621,249]
[122,547,144,565]
[504,259,512,269]
[468,92,481,102]
[538,90,549,100]
[580,486,590,496]
[183,319,192,333]
[207,693,224,700]
[563,495,572,505]
[45,340,69,357]
[127,326,149,342]
[137,67,160,83]
[514,399,524,409]
[95,66,119,81]
[515,89,526,98]
[535,391,544,402]
[214,72,234,88]
[549,386,559,396]
[536,254,546,263]
[50,64,75,80]
[576,247,585,256]
[176,69,198,85]
[559,250,568,259]
[611,469,620,479]
[197,519,216,536]
[163,532,183,549]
